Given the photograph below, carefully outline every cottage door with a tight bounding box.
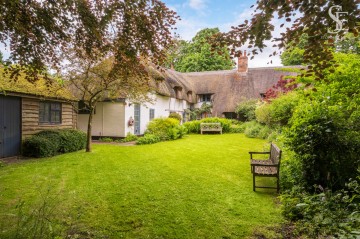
[134,104,141,135]
[0,95,21,158]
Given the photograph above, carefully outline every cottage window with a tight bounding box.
[199,94,212,102]
[149,108,155,121]
[39,102,62,124]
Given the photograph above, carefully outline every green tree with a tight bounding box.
[281,47,305,66]
[0,51,3,64]
[167,28,234,72]
[336,33,360,54]
[63,54,157,152]
[280,34,308,66]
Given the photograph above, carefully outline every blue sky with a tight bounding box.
[162,0,284,67]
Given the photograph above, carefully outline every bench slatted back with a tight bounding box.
[270,143,282,165]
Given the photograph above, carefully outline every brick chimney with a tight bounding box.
[237,50,248,73]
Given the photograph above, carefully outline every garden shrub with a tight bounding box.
[285,99,360,191]
[229,124,244,133]
[120,132,138,142]
[183,120,201,134]
[58,129,86,153]
[34,130,62,149]
[257,125,272,139]
[255,103,271,126]
[243,121,263,138]
[145,117,187,141]
[136,134,160,145]
[22,129,86,158]
[255,92,300,127]
[22,136,59,158]
[235,99,257,121]
[168,112,182,121]
[280,178,360,238]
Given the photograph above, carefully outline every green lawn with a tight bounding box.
[0,134,281,238]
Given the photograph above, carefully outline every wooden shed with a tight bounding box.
[0,68,77,158]
[0,92,77,158]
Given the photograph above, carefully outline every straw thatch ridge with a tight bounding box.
[155,66,298,116]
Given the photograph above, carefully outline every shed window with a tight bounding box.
[39,102,62,124]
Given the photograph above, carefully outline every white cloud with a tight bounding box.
[173,18,210,41]
[188,0,207,10]
[0,42,10,60]
[218,9,293,67]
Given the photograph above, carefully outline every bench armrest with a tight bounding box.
[249,152,270,154]
[249,151,270,160]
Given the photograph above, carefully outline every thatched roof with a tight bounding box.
[157,66,299,116]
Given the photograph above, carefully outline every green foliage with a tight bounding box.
[168,112,182,121]
[58,129,87,153]
[235,99,257,121]
[280,47,305,66]
[136,134,161,145]
[229,124,244,133]
[167,28,234,72]
[144,117,187,142]
[240,121,273,140]
[185,103,213,120]
[336,33,360,54]
[22,136,59,158]
[285,53,360,191]
[120,132,138,142]
[255,92,300,127]
[183,117,232,134]
[183,121,201,134]
[22,129,86,158]
[280,179,360,238]
[99,137,113,142]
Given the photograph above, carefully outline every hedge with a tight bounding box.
[22,129,87,158]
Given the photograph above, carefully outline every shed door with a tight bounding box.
[134,104,141,135]
[0,95,21,158]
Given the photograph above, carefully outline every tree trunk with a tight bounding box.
[86,106,95,152]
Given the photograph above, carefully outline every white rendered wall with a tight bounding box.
[123,94,190,135]
[77,102,126,137]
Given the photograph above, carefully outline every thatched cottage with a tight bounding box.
[77,55,297,137]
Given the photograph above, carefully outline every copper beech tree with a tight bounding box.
[0,0,178,80]
[212,0,360,80]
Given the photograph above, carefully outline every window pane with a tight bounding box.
[39,102,61,124]
[51,103,61,110]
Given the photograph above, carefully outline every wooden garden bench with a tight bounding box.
[249,143,282,192]
[200,123,222,134]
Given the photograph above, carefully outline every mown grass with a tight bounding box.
[0,134,281,238]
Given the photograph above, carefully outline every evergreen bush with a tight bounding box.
[22,129,86,158]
